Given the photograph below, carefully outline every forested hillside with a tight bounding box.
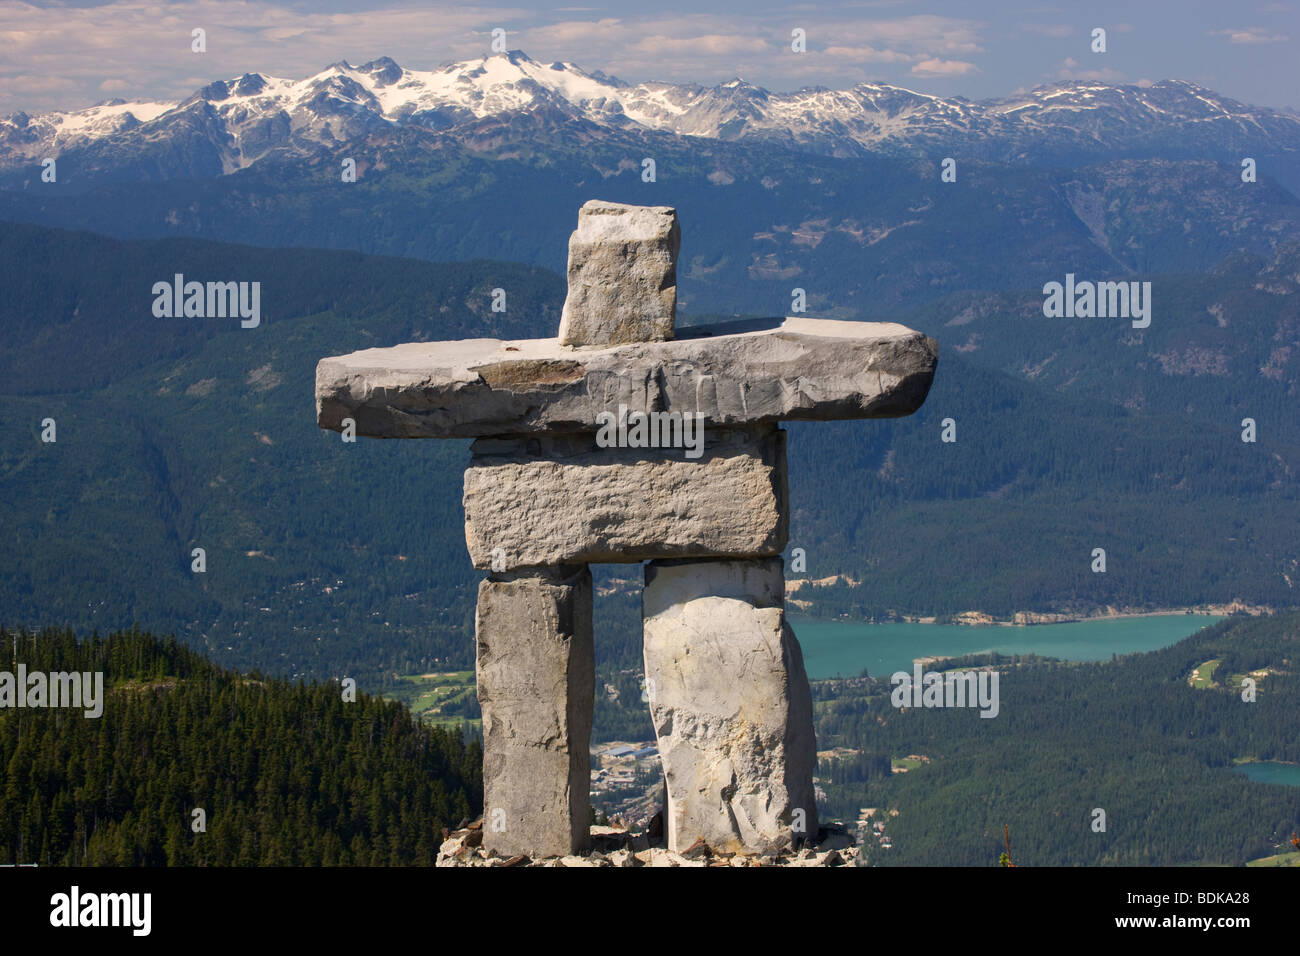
[0,221,562,684]
[815,611,1300,866]
[0,220,1295,688]
[785,348,1299,620]
[0,627,481,865]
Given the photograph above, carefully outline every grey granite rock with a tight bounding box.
[557,200,680,347]
[463,426,787,569]
[315,316,937,439]
[477,565,594,858]
[642,557,818,855]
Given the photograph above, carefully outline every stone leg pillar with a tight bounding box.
[476,564,594,858]
[642,557,818,855]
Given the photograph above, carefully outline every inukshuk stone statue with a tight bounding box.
[315,200,937,858]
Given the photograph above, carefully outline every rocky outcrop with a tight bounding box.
[437,820,859,867]
[558,200,680,347]
[463,426,787,570]
[642,558,817,854]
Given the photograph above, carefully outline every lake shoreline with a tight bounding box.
[1233,760,1300,788]
[785,593,1272,627]
[791,612,1229,680]
[907,603,1268,627]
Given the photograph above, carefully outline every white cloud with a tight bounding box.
[911,58,979,77]
[1054,57,1126,82]
[1209,27,1288,44]
[1066,71,1125,81]
[1018,23,1073,38]
[821,45,915,64]
[831,14,984,55]
[627,33,770,57]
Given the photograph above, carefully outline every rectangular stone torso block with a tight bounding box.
[477,565,594,858]
[463,426,787,570]
[642,557,818,855]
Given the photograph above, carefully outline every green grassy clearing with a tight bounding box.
[379,671,479,730]
[1189,659,1221,689]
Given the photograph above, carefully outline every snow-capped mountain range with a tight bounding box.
[3,50,1298,178]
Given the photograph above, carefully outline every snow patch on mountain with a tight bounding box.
[2,51,1297,176]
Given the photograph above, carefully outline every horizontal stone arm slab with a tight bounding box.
[316,316,937,439]
[463,426,787,569]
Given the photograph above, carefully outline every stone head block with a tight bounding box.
[558,200,680,347]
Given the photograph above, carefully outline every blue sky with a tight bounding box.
[2,0,1295,114]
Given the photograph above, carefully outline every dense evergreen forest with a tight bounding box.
[0,627,480,865]
[814,612,1300,866]
[2,616,1296,867]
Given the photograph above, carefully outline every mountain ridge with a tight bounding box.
[4,51,1299,180]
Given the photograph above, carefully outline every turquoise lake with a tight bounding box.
[1234,762,1300,787]
[790,614,1224,679]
